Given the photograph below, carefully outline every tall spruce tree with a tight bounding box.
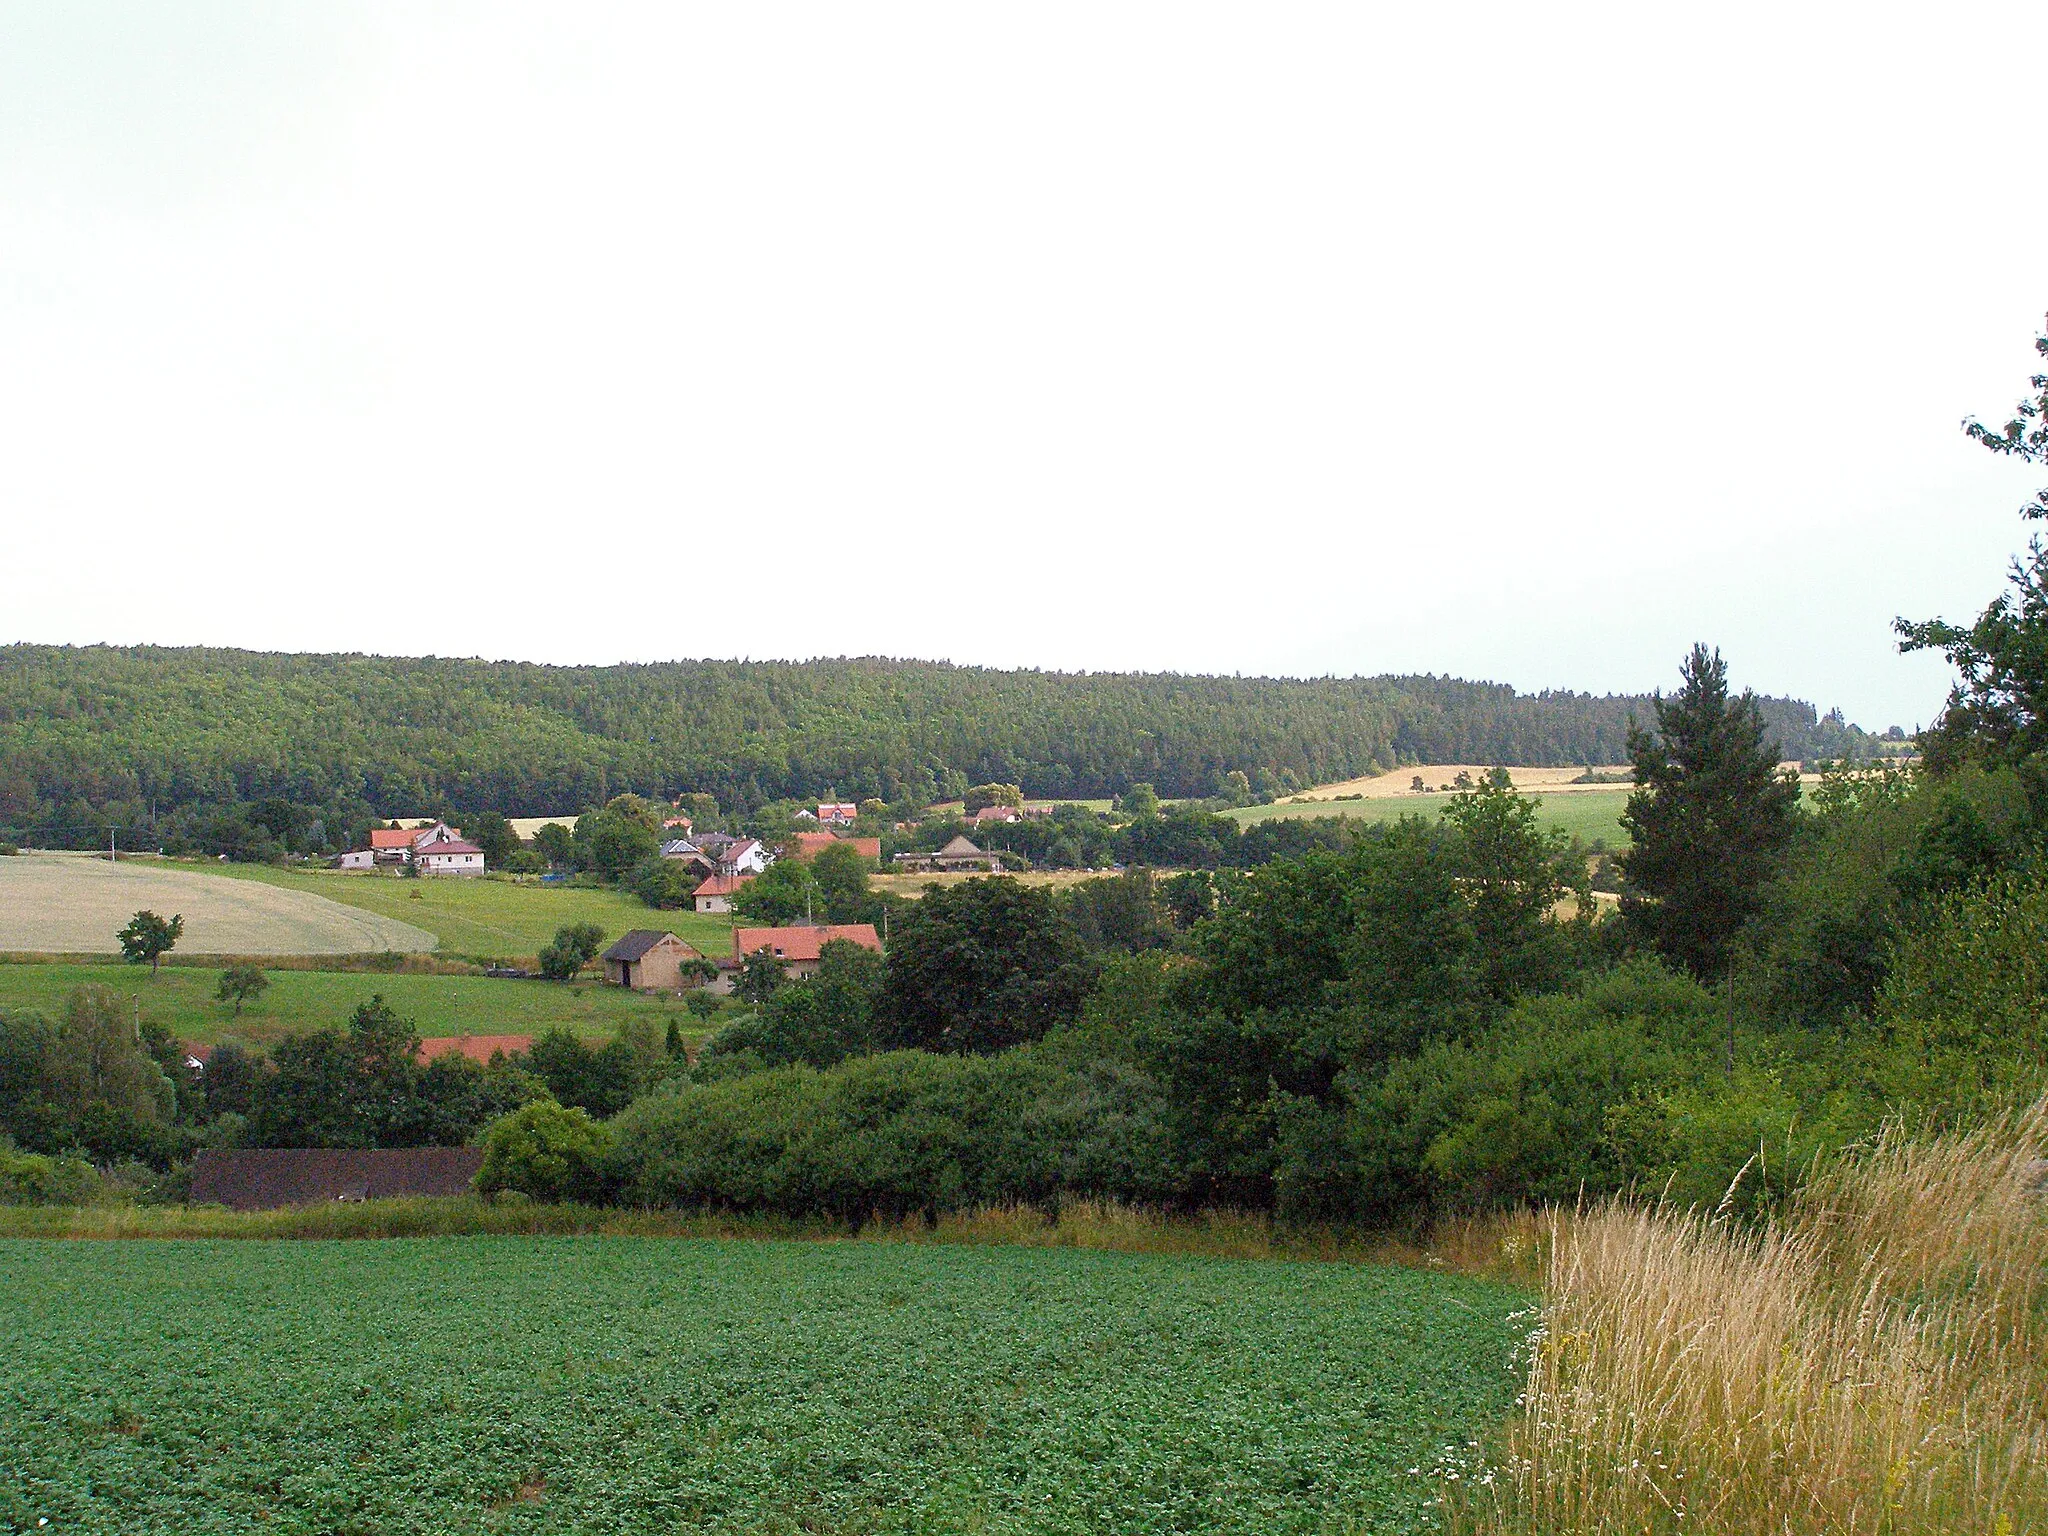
[1620,645,1801,979]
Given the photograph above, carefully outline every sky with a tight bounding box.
[3,4,2044,731]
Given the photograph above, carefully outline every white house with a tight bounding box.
[414,839,486,876]
[336,848,376,870]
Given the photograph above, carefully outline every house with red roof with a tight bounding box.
[692,872,751,914]
[731,923,882,980]
[785,831,883,864]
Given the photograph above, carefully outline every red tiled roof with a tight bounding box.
[693,873,751,897]
[415,840,483,857]
[788,832,881,860]
[733,923,883,963]
[417,1034,531,1064]
[369,828,418,849]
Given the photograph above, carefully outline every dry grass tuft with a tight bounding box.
[1460,1101,2048,1535]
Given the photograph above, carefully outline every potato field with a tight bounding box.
[0,1238,1526,1535]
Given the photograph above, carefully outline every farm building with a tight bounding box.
[189,1147,484,1210]
[417,1034,531,1065]
[817,802,858,826]
[335,848,376,870]
[732,922,883,980]
[691,873,750,914]
[893,836,1002,873]
[969,804,1024,827]
[601,930,709,991]
[414,839,486,876]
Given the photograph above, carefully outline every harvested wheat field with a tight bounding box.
[0,853,435,955]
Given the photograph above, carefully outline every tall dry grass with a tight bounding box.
[1460,1101,2048,1535]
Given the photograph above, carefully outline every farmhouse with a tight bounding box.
[188,1147,485,1210]
[694,834,771,877]
[691,872,750,913]
[732,922,883,979]
[601,930,709,991]
[818,802,858,826]
[892,835,1002,873]
[969,804,1024,827]
[414,839,486,876]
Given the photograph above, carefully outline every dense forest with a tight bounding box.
[0,645,1882,846]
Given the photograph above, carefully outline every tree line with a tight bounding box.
[0,646,1887,852]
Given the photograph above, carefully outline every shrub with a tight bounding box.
[0,842,18,857]
[0,1143,102,1205]
[476,1100,614,1204]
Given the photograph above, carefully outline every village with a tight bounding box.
[328,799,1057,1008]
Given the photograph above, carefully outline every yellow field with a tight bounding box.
[870,870,1121,899]
[0,853,436,956]
[1286,765,1634,802]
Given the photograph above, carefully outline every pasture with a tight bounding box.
[0,853,435,956]
[1228,787,1636,847]
[0,961,725,1048]
[184,862,738,959]
[0,1237,1525,1535]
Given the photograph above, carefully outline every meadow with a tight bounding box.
[0,1237,1527,1536]
[184,862,739,959]
[1226,788,1635,848]
[0,961,723,1047]
[0,853,435,955]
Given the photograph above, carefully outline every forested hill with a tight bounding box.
[0,644,1876,823]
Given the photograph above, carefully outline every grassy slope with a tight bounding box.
[187,862,739,958]
[1225,787,1635,847]
[0,1237,1525,1535]
[0,960,726,1047]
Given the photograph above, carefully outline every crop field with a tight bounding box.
[0,853,436,956]
[0,961,727,1048]
[870,869,1124,899]
[0,1237,1525,1535]
[1227,787,1636,848]
[181,862,738,959]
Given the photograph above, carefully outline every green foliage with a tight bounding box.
[461,810,521,867]
[1621,645,1801,978]
[1897,317,2048,772]
[0,1143,101,1205]
[572,806,660,880]
[882,879,1095,1053]
[704,940,888,1069]
[536,921,606,981]
[625,855,696,910]
[0,647,1874,851]
[521,1026,646,1118]
[1875,874,2048,1110]
[1118,782,1161,818]
[733,948,786,1005]
[1064,869,1171,953]
[730,857,819,926]
[475,1100,613,1204]
[607,1049,1185,1219]
[0,1238,1526,1534]
[962,783,1024,814]
[214,963,268,1015]
[115,909,184,974]
[530,821,575,867]
[807,839,876,922]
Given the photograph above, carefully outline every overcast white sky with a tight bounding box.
[4,4,2044,729]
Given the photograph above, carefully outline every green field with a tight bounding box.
[0,1237,1523,1535]
[0,961,727,1048]
[1227,788,1634,847]
[186,862,739,959]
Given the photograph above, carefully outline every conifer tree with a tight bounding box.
[1620,645,1800,979]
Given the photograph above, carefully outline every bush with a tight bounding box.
[0,1143,102,1205]
[0,842,18,857]
[476,1100,615,1204]
[537,922,607,982]
[605,1049,1183,1222]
